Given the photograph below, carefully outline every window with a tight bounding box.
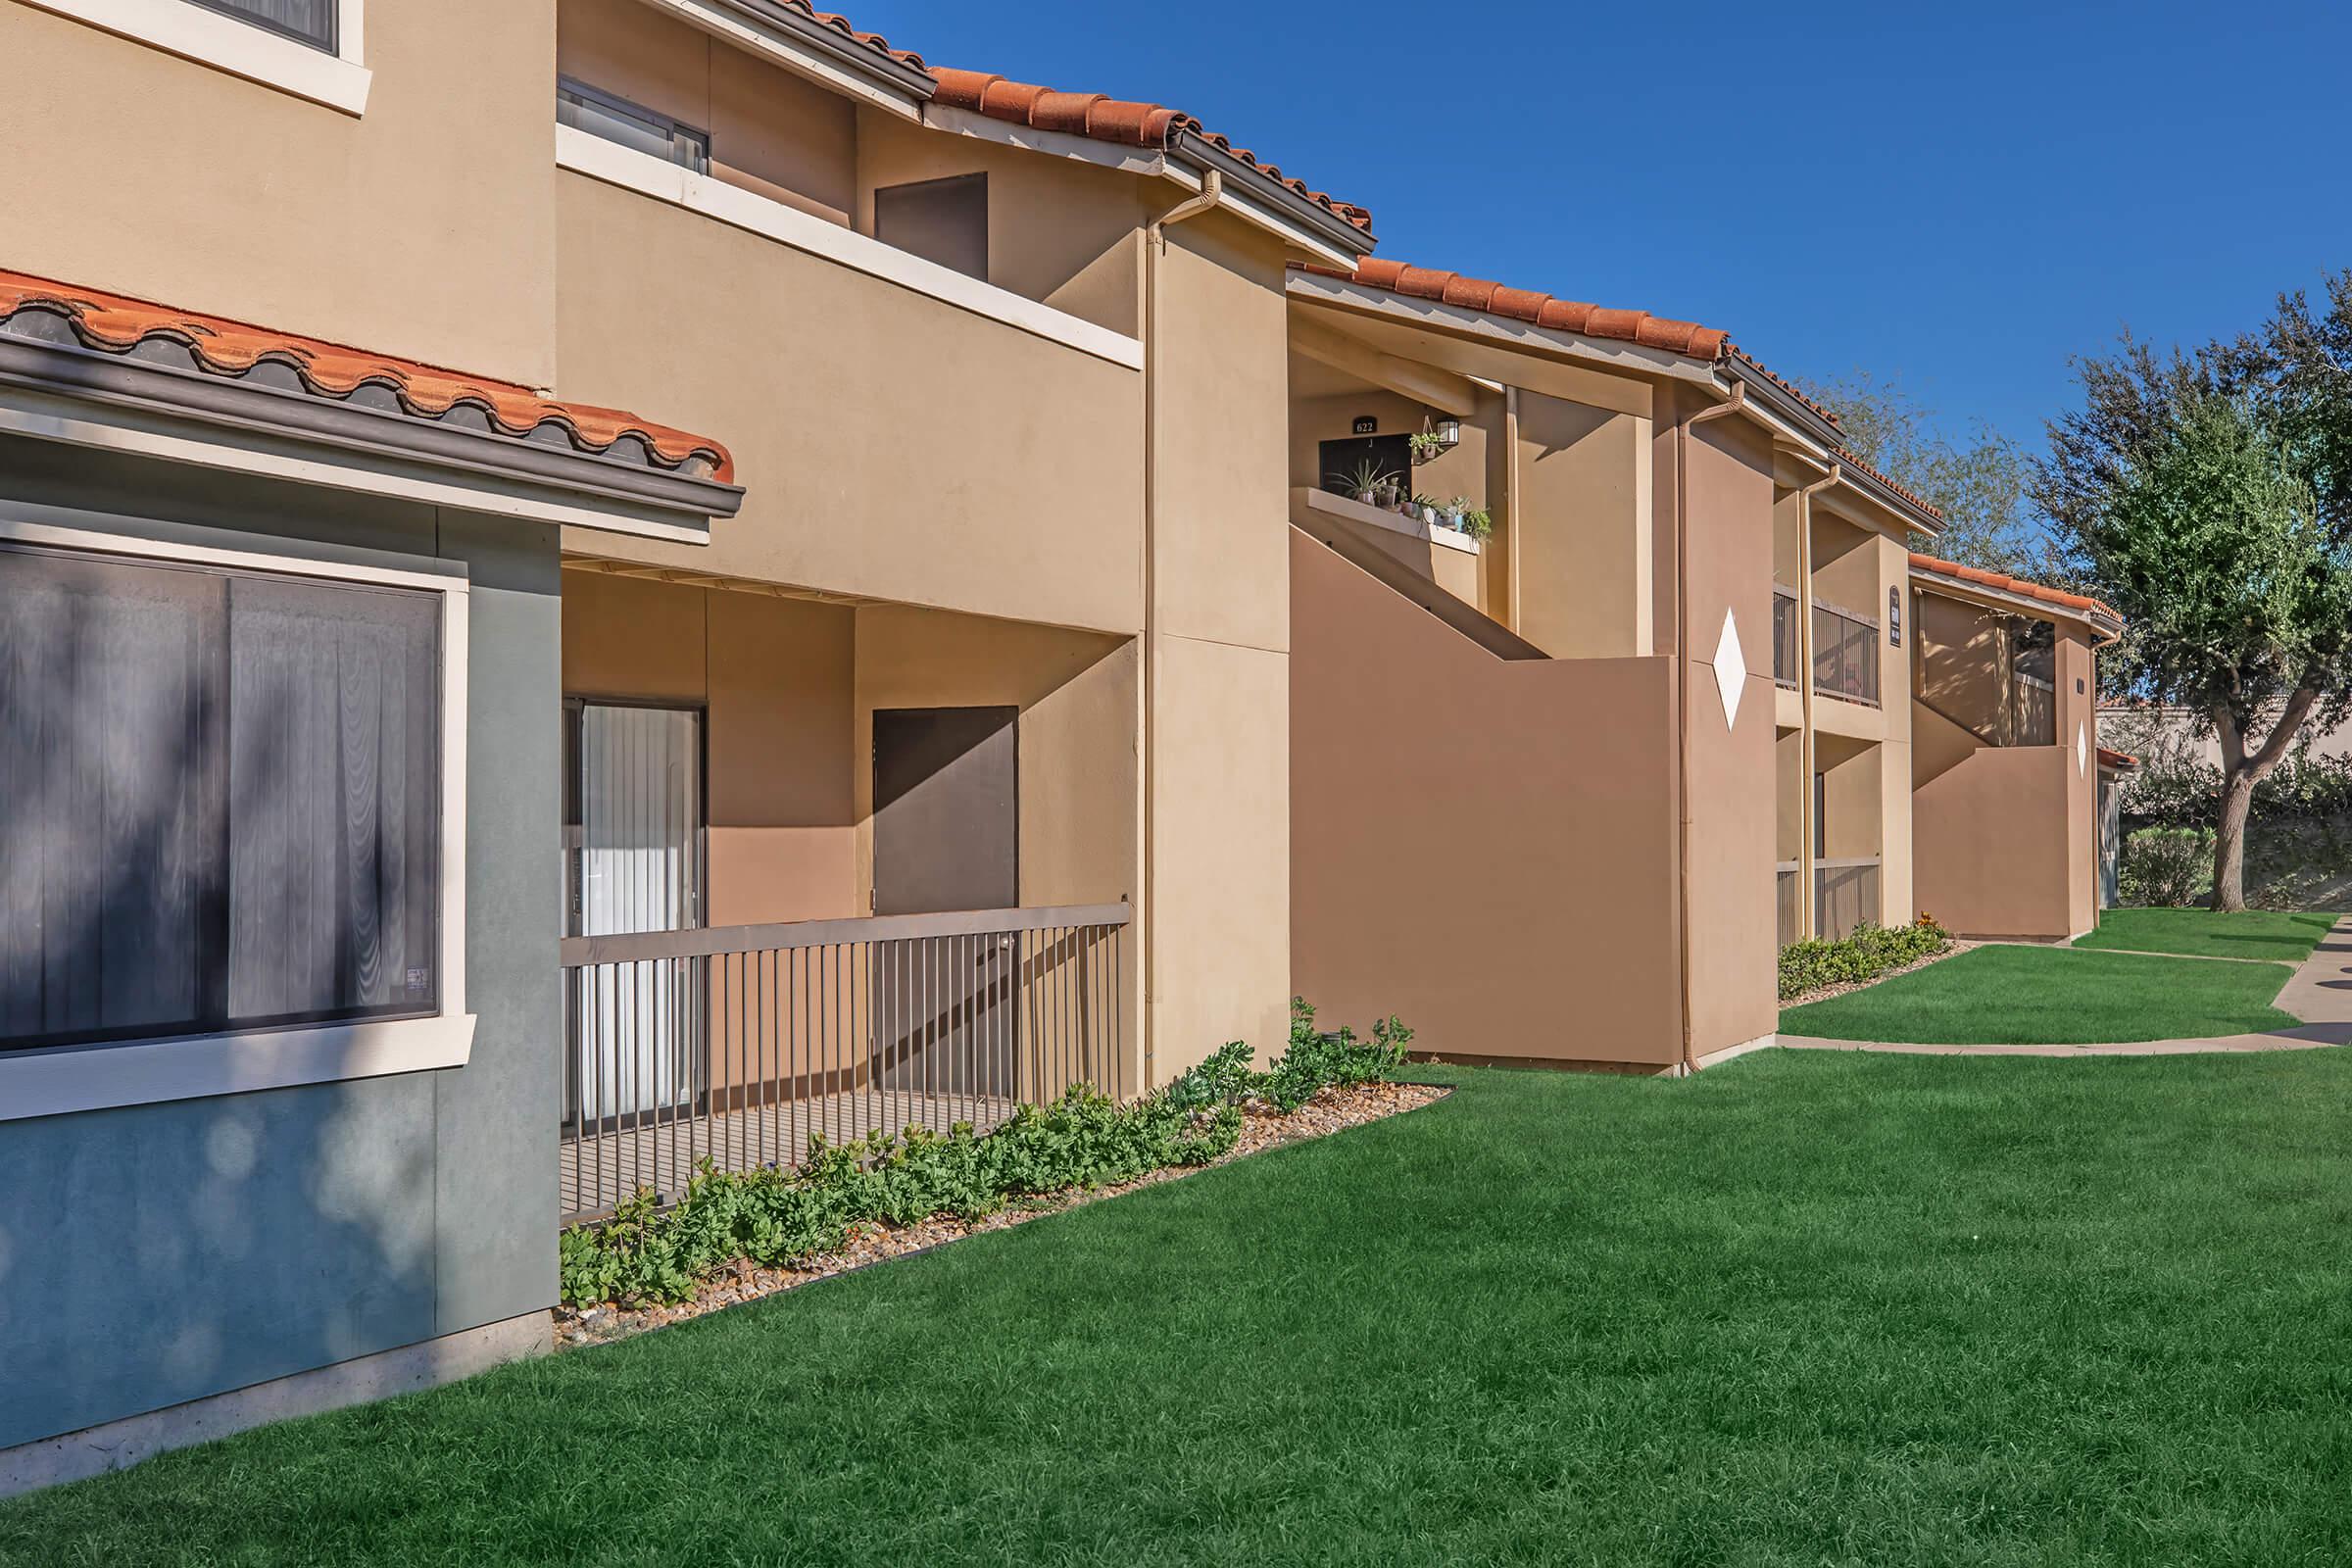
[0,541,442,1052]
[873,173,989,282]
[186,0,335,51]
[559,77,710,176]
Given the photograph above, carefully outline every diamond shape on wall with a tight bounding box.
[1713,608,1745,729]
[2077,720,2087,777]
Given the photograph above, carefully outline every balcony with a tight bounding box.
[1811,600,1881,707]
[1772,585,1800,689]
[1778,857,1884,945]
[559,905,1130,1221]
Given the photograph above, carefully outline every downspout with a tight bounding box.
[1671,382,1745,1075]
[1793,463,1843,942]
[1139,168,1222,1091]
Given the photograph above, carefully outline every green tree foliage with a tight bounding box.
[1795,370,2048,573]
[2051,390,2346,909]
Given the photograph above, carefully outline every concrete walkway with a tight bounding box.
[1782,915,2352,1057]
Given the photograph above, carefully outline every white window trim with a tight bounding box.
[0,516,475,1123]
[19,0,369,117]
[555,122,1146,371]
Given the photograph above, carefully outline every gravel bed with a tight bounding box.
[554,1078,1450,1348]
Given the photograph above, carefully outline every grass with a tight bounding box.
[2075,906,2340,962]
[1780,944,2298,1044]
[8,1054,2352,1566]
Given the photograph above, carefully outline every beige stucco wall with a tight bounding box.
[1292,528,1685,1068]
[0,0,559,386]
[1675,403,1780,1053]
[854,106,1148,338]
[1515,392,1650,661]
[1143,214,1298,1074]
[1912,623,2099,939]
[550,172,1147,633]
[559,0,858,226]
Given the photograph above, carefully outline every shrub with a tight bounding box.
[1778,918,1949,1002]
[561,1001,1413,1307]
[2121,825,2215,906]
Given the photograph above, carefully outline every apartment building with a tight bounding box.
[0,0,2112,1491]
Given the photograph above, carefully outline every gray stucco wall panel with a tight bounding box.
[430,512,562,1335]
[0,1075,439,1450]
[0,451,563,1447]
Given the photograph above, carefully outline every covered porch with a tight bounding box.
[556,562,1140,1218]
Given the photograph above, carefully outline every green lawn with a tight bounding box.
[2075,906,2340,962]
[9,1054,2352,1565]
[1780,944,2300,1045]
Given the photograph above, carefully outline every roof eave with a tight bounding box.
[1168,129,1376,262]
[695,0,937,107]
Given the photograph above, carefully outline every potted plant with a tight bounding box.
[1408,430,1446,466]
[1330,458,1391,506]
[1375,473,1404,511]
[1413,492,1444,527]
[1458,505,1494,541]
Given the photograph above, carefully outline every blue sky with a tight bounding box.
[882,0,2348,457]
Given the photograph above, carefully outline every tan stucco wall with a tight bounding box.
[1672,399,1780,1054]
[0,0,560,386]
[1515,392,1650,660]
[1144,214,1297,1074]
[854,107,1148,338]
[1292,529,1685,1067]
[551,172,1147,633]
[559,0,858,225]
[1288,388,1490,511]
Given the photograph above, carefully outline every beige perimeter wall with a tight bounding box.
[1291,528,1686,1069]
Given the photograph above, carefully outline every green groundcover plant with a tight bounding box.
[560,1000,1412,1307]
[1777,918,1950,1002]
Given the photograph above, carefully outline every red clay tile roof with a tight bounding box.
[796,5,925,71]
[1300,258,1728,357]
[0,270,734,483]
[2097,747,2140,770]
[1910,553,2124,629]
[925,68,1372,233]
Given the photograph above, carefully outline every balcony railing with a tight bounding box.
[1813,858,1882,943]
[1812,601,1881,707]
[1772,586,1800,689]
[558,904,1129,1222]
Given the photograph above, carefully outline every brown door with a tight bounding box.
[871,708,1018,1101]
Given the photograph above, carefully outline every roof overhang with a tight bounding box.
[0,319,744,544]
[642,0,935,120]
[1909,562,2124,646]
[920,106,1371,268]
[1286,269,1719,385]
[1726,361,1944,538]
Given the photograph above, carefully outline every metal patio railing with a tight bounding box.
[1772,585,1800,689]
[1813,858,1882,942]
[1811,600,1881,707]
[558,904,1129,1221]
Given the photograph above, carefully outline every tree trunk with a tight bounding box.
[2207,682,2322,913]
[2214,769,2255,912]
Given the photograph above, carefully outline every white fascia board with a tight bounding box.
[556,124,1145,371]
[636,0,923,120]
[1285,270,1717,383]
[0,390,715,545]
[22,0,369,115]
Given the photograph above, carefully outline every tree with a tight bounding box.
[2051,389,2347,910]
[1795,371,2047,574]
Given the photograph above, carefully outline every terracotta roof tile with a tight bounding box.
[1910,553,2124,629]
[925,67,1372,233]
[800,5,924,71]
[2097,747,2140,770]
[0,270,734,483]
[1299,257,1729,358]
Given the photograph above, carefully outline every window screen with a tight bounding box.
[0,544,441,1051]
[874,173,989,281]
[187,0,337,52]
[558,77,711,175]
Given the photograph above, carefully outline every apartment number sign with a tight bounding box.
[1352,416,1378,433]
